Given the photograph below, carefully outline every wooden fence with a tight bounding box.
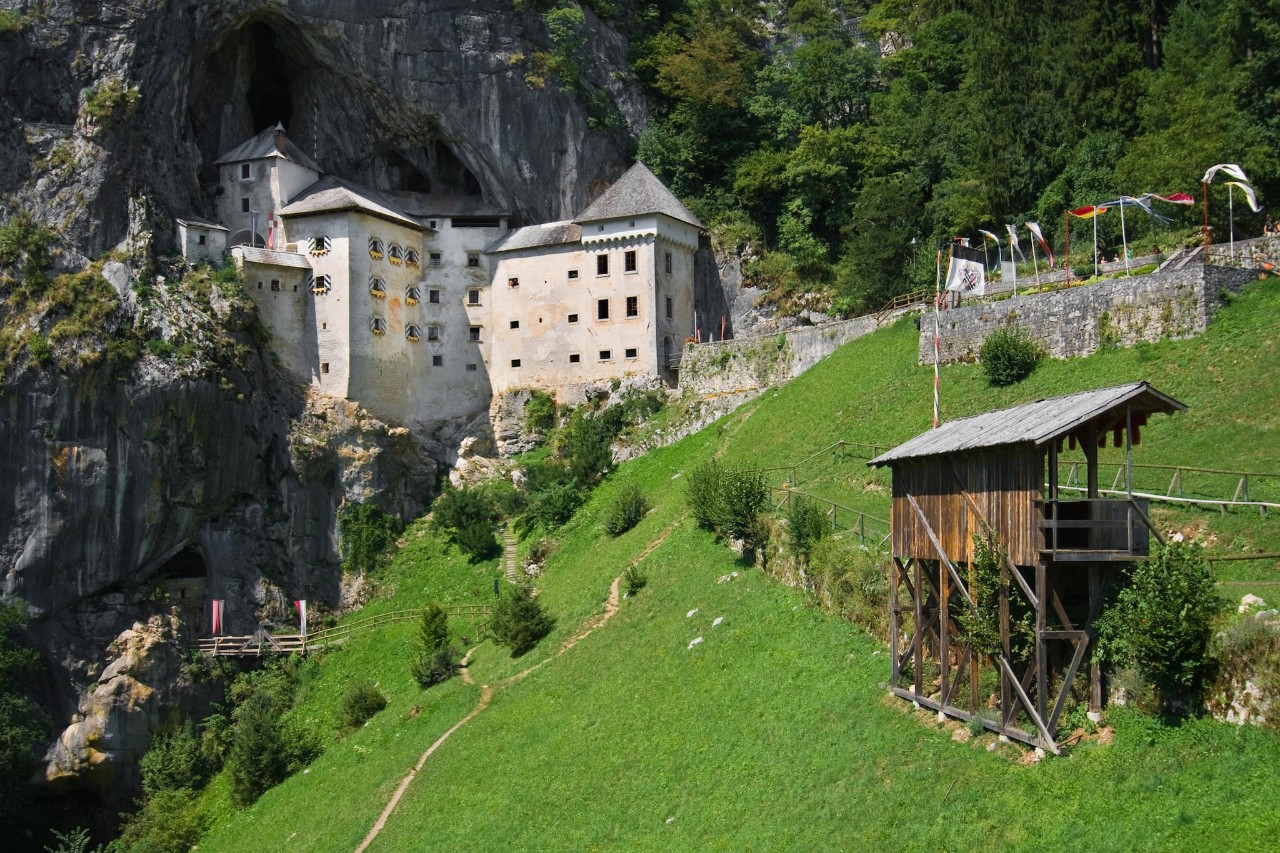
[771,486,891,547]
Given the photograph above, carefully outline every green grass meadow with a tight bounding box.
[196,279,1280,851]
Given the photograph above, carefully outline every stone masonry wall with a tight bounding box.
[918,263,1259,364]
[1206,235,1280,271]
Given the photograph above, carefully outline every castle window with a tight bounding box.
[427,326,439,341]
[369,237,384,260]
[240,163,251,180]
[510,320,520,329]
[567,313,578,324]
[241,198,250,213]
[429,252,442,267]
[257,281,263,289]
[429,289,440,304]
[596,254,609,275]
[370,317,386,336]
[467,252,480,268]
[309,274,331,295]
[405,249,420,269]
[569,353,580,364]
[406,286,421,306]
[321,362,329,374]
[432,355,443,367]
[293,284,298,292]
[197,234,206,246]
[467,289,481,306]
[369,277,387,299]
[406,324,421,342]
[270,279,280,292]
[322,322,327,330]
[625,347,638,359]
[597,299,609,320]
[599,349,612,361]
[508,277,519,287]
[567,269,578,279]
[466,363,477,372]
[468,326,481,342]
[624,250,637,273]
[388,244,403,266]
[666,296,673,319]
[665,252,673,274]
[309,236,331,256]
[511,359,521,368]
[428,220,437,229]
[626,296,638,318]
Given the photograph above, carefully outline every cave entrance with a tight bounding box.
[245,22,294,132]
[157,547,208,624]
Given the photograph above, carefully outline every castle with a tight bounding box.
[177,125,702,433]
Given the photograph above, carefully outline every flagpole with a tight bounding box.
[933,249,941,430]
[1030,233,1041,289]
[1202,180,1210,252]
[1120,200,1131,277]
[1010,234,1019,298]
[1092,210,1099,278]
[1064,212,1071,287]
[1229,183,1235,260]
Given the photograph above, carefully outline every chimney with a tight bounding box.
[274,122,287,154]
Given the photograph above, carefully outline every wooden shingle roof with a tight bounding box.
[868,382,1186,466]
[574,162,704,229]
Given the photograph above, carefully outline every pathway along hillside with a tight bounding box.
[354,518,681,852]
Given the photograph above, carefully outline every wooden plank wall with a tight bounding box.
[890,448,1042,567]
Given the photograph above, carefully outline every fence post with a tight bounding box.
[858,513,866,544]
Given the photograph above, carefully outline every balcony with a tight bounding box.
[1040,498,1155,562]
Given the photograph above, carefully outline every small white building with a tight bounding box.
[189,126,701,434]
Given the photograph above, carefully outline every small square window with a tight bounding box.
[510,320,520,329]
[321,362,329,374]
[197,234,206,246]
[569,353,580,364]
[270,279,280,292]
[467,253,480,268]
[511,359,521,368]
[597,299,609,320]
[427,326,439,341]
[597,254,609,275]
[468,326,481,342]
[599,349,612,361]
[665,252,673,274]
[429,220,438,229]
[466,363,477,372]
[567,313,578,324]
[624,250,637,273]
[240,163,251,180]
[626,296,638,317]
[625,347,638,359]
[292,284,297,293]
[467,289,481,306]
[665,296,673,319]
[241,198,250,213]
[257,281,263,289]
[429,252,442,267]
[429,289,440,304]
[567,269,579,280]
[508,277,519,287]
[321,322,327,330]
[432,355,443,367]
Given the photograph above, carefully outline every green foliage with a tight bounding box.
[112,787,208,853]
[623,564,648,597]
[337,681,388,730]
[786,495,828,564]
[226,691,288,806]
[0,601,45,840]
[44,826,103,853]
[338,502,403,574]
[979,326,1043,386]
[953,534,1008,659]
[80,79,140,124]
[523,479,585,530]
[455,519,500,562]
[524,389,557,433]
[410,602,458,689]
[1095,543,1221,711]
[686,459,768,561]
[432,487,499,536]
[488,585,554,657]
[145,338,175,359]
[603,486,650,536]
[808,538,890,639]
[140,722,207,797]
[687,460,728,532]
[0,11,22,34]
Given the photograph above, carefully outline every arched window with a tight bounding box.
[405,249,420,269]
[368,237,384,260]
[370,317,386,336]
[405,286,421,306]
[406,324,421,342]
[388,243,403,266]
[369,277,386,299]
[309,236,331,256]
[309,274,331,295]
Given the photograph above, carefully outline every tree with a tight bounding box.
[410,602,457,688]
[226,692,288,806]
[787,495,829,565]
[488,585,554,657]
[337,502,402,574]
[0,601,45,841]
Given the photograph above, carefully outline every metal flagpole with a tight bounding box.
[1120,200,1131,277]
[933,249,942,429]
[1093,210,1099,278]
[1030,232,1041,288]
[1229,183,1235,260]
[1202,180,1210,252]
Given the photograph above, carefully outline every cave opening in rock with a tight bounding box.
[157,547,206,581]
[245,22,294,131]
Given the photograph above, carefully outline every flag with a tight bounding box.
[211,600,224,635]
[1005,224,1025,259]
[1225,181,1263,213]
[978,229,999,244]
[944,245,986,295]
[295,600,308,636]
[1203,163,1249,184]
[1069,205,1108,219]
[1149,192,1195,205]
[266,211,276,249]
[1026,222,1055,269]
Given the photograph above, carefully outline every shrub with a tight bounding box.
[1095,543,1220,711]
[979,326,1043,386]
[338,681,387,730]
[432,486,498,536]
[623,564,648,597]
[489,585,554,657]
[786,495,829,564]
[687,461,728,532]
[338,502,403,574]
[0,602,45,838]
[226,692,288,806]
[140,722,207,796]
[524,480,584,529]
[27,334,52,365]
[524,389,557,433]
[455,519,500,562]
[410,603,458,688]
[112,787,208,853]
[604,486,650,536]
[722,466,769,542]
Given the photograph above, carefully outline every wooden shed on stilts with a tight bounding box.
[868,382,1186,753]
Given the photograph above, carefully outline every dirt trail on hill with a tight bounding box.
[354,517,681,852]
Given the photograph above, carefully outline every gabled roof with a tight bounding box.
[485,220,582,254]
[574,162,704,229]
[176,216,228,231]
[278,176,423,230]
[233,246,312,269]
[868,382,1186,466]
[213,125,321,172]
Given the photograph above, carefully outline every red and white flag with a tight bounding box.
[295,600,308,636]
[1203,163,1249,184]
[1149,192,1195,205]
[1026,222,1055,269]
[266,211,276,249]
[211,600,224,635]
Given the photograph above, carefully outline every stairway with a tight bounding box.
[503,528,519,583]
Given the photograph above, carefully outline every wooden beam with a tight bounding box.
[906,494,976,610]
[998,655,1061,754]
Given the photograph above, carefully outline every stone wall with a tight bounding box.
[1206,235,1280,271]
[679,311,898,396]
[918,263,1259,365]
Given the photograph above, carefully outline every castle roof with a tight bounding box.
[484,220,582,254]
[278,176,423,230]
[233,246,312,269]
[213,125,321,172]
[574,162,704,229]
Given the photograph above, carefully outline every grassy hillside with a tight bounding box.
[193,280,1280,851]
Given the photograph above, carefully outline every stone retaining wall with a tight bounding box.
[918,264,1259,364]
[1206,235,1280,270]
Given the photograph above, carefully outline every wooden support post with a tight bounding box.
[1036,562,1048,726]
[939,559,950,709]
[914,558,924,700]
[1088,564,1103,714]
[890,558,902,688]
